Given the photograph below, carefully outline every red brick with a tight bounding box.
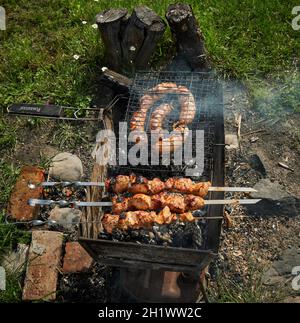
[8,166,45,221]
[62,242,93,273]
[22,231,63,301]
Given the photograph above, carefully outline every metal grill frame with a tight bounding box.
[79,70,225,272]
[112,71,223,180]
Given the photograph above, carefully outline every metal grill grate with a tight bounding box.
[110,71,223,181]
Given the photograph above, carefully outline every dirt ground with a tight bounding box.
[210,80,300,302]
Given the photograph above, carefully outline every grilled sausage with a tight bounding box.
[150,103,174,131]
[153,124,190,154]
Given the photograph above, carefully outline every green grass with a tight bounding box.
[0,270,24,303]
[210,265,285,303]
[0,0,299,113]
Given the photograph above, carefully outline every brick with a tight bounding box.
[62,242,93,273]
[22,231,63,301]
[8,166,45,221]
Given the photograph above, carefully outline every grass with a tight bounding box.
[0,0,299,112]
[210,265,285,303]
[0,0,299,302]
[51,122,88,149]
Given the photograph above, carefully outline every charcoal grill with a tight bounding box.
[79,70,225,274]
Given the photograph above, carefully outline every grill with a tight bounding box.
[111,71,222,180]
[79,70,225,273]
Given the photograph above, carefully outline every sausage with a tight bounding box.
[178,87,196,125]
[153,124,189,154]
[130,82,196,149]
[130,83,178,132]
[150,103,174,131]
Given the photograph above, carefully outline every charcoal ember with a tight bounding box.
[188,222,203,248]
[111,229,131,242]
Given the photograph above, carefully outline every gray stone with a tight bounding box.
[248,154,267,176]
[1,244,29,273]
[247,179,299,217]
[273,247,300,276]
[251,179,290,200]
[49,152,83,181]
[49,206,81,230]
[263,247,300,288]
[225,134,239,149]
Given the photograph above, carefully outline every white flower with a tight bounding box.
[92,23,98,29]
[73,54,80,60]
[94,0,99,2]
[82,20,87,25]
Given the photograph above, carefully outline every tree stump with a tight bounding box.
[96,6,166,73]
[96,9,129,71]
[166,3,210,71]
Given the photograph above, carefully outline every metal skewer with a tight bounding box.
[28,181,257,192]
[28,198,261,207]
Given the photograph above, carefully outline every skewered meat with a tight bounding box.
[165,177,211,196]
[102,214,120,234]
[105,175,211,197]
[102,206,195,233]
[112,192,205,214]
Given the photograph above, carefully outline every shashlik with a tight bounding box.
[105,175,211,197]
[102,206,195,233]
[111,192,205,214]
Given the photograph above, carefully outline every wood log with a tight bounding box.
[96,8,129,71]
[166,3,210,71]
[122,6,166,70]
[96,6,165,73]
[100,67,132,93]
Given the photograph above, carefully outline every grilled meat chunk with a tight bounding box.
[112,192,205,214]
[102,207,195,232]
[105,176,211,197]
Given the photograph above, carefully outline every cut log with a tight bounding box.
[166,3,210,71]
[96,8,129,71]
[96,6,166,73]
[121,6,166,71]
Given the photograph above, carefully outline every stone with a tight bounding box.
[225,134,239,149]
[62,242,93,273]
[252,179,290,201]
[22,231,63,301]
[1,244,29,274]
[49,207,81,231]
[49,152,83,181]
[248,154,267,176]
[7,166,45,221]
[263,247,300,287]
[247,179,299,217]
